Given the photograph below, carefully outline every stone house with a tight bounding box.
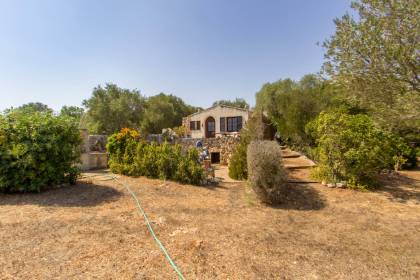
[180,105,251,165]
[182,105,251,139]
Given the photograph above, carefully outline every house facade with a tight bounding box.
[182,105,251,139]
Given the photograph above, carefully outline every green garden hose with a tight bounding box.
[110,176,187,280]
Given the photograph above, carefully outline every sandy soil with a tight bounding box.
[1,164,419,279]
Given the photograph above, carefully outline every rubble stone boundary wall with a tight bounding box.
[176,136,240,165]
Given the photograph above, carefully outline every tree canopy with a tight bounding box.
[82,85,198,135]
[82,84,146,134]
[323,0,420,134]
[7,102,53,114]
[60,106,84,120]
[212,98,250,109]
[255,74,340,146]
[140,93,197,134]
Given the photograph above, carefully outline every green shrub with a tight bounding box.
[306,110,416,189]
[247,141,288,205]
[386,134,417,170]
[106,128,142,175]
[228,112,275,180]
[107,128,204,185]
[156,142,180,180]
[0,111,81,192]
[228,142,248,180]
[173,148,204,184]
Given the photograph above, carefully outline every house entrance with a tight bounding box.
[205,116,215,138]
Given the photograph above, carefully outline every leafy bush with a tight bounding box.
[173,148,205,185]
[0,111,81,192]
[386,134,417,170]
[228,142,248,180]
[106,128,140,174]
[247,141,288,205]
[107,128,204,185]
[228,112,275,180]
[306,110,416,188]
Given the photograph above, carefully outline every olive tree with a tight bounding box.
[323,0,420,134]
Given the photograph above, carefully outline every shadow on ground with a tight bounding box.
[377,171,420,204]
[270,183,327,211]
[197,182,229,190]
[0,183,123,207]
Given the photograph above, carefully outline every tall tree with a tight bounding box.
[140,93,197,134]
[8,102,53,114]
[212,98,250,109]
[83,84,146,134]
[323,0,420,134]
[60,106,84,120]
[255,74,339,146]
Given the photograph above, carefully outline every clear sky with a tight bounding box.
[0,0,351,111]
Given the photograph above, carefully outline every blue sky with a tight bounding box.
[0,0,350,111]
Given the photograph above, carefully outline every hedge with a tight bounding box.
[0,111,81,192]
[106,128,204,185]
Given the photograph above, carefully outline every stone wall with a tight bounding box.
[176,136,240,165]
[88,135,107,152]
[79,129,108,171]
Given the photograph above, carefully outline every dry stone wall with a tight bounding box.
[176,136,240,165]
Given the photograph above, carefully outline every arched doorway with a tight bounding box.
[205,116,215,138]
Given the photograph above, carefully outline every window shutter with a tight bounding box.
[190,121,195,130]
[197,121,200,130]
[220,117,225,132]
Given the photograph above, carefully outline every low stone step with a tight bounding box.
[282,154,301,159]
[285,165,315,170]
[287,180,318,184]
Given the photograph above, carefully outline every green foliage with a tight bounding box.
[323,0,420,135]
[83,85,198,135]
[212,98,250,109]
[0,111,81,192]
[247,141,288,205]
[255,74,340,147]
[386,134,417,170]
[228,112,275,180]
[140,93,197,134]
[107,128,204,185]
[306,110,416,189]
[106,128,140,174]
[173,148,205,185]
[228,142,248,180]
[83,84,147,134]
[60,106,84,121]
[6,102,53,114]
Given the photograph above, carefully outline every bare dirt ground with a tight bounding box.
[1,156,419,279]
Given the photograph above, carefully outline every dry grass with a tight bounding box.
[0,167,419,279]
